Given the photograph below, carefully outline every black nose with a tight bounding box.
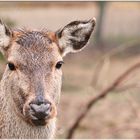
[30,97,52,120]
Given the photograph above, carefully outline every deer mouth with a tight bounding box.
[25,113,51,126]
[29,110,51,126]
[23,103,57,126]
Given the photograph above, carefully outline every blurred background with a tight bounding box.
[0,1,140,138]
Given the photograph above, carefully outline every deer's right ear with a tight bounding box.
[0,20,12,56]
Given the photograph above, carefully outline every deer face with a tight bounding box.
[0,19,95,126]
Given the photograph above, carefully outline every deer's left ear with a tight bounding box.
[56,18,96,57]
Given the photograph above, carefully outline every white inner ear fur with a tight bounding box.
[0,24,10,48]
[58,21,94,57]
[70,22,93,33]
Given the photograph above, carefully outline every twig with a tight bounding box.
[115,84,138,92]
[124,91,140,119]
[91,56,110,88]
[91,39,140,88]
[66,62,140,139]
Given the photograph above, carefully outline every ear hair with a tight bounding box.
[56,18,96,57]
[0,19,12,55]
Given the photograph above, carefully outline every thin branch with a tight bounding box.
[91,39,140,88]
[66,62,140,139]
[95,83,139,93]
[124,91,140,119]
[91,56,110,88]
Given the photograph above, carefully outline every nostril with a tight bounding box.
[30,102,52,119]
[30,103,51,112]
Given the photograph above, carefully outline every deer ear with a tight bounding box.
[0,20,12,55]
[56,18,96,57]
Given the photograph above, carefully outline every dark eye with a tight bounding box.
[8,63,16,71]
[56,61,64,69]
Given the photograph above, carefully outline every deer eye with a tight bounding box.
[8,63,16,71]
[56,61,64,69]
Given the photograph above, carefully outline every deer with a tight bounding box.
[0,18,96,138]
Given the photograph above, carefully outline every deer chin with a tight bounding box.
[31,120,47,126]
[30,117,50,126]
[27,111,52,126]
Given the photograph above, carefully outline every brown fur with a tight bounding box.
[0,30,60,138]
[0,18,95,138]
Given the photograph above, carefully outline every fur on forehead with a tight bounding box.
[13,28,56,48]
[8,29,62,63]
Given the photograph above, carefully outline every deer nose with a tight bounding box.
[29,97,52,120]
[30,103,51,119]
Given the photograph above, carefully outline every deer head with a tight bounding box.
[0,18,96,126]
